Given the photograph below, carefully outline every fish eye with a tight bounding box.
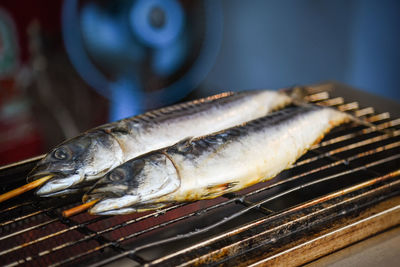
[53,147,69,160]
[109,169,125,182]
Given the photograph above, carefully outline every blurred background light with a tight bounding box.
[62,0,223,121]
[203,0,400,101]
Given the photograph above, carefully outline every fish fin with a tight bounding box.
[134,203,169,212]
[203,182,238,198]
[343,113,395,137]
[278,85,308,103]
[173,136,195,152]
[180,136,195,143]
[288,86,309,102]
[96,203,170,215]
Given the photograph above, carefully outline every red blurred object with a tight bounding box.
[0,123,43,165]
[1,0,62,63]
[0,78,44,165]
[0,1,64,165]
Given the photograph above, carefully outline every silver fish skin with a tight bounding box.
[86,105,349,215]
[30,90,292,196]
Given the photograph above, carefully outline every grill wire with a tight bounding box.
[1,86,399,266]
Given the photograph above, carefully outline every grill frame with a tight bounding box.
[1,82,399,266]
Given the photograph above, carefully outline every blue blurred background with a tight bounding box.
[0,0,399,164]
[204,0,400,101]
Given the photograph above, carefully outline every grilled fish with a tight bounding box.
[29,90,292,196]
[85,105,349,215]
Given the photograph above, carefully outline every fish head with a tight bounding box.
[28,131,123,196]
[85,153,180,215]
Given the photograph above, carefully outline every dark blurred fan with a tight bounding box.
[62,0,222,121]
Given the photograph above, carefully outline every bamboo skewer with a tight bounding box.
[62,199,99,217]
[0,175,53,203]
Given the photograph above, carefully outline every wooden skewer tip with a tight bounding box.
[0,174,53,203]
[62,199,99,217]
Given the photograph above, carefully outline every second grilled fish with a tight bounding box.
[29,90,292,196]
[85,105,349,215]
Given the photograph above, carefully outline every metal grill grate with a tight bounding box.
[1,84,399,266]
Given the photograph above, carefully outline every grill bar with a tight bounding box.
[0,208,53,228]
[205,182,400,266]
[0,201,33,214]
[248,201,400,267]
[295,130,399,167]
[0,218,58,242]
[312,118,400,149]
[354,107,374,117]
[148,170,400,266]
[45,200,240,267]
[0,216,107,257]
[304,91,330,102]
[1,84,399,266]
[337,101,359,111]
[247,141,400,198]
[366,112,390,122]
[317,97,344,106]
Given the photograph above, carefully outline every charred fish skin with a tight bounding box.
[86,106,349,215]
[30,90,292,196]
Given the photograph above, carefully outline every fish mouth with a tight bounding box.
[88,199,169,215]
[88,195,140,214]
[31,172,83,196]
[92,207,138,215]
[83,185,128,203]
[37,188,83,197]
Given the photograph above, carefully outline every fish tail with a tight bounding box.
[277,85,309,103]
[290,92,395,137]
[288,86,309,102]
[345,112,395,136]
